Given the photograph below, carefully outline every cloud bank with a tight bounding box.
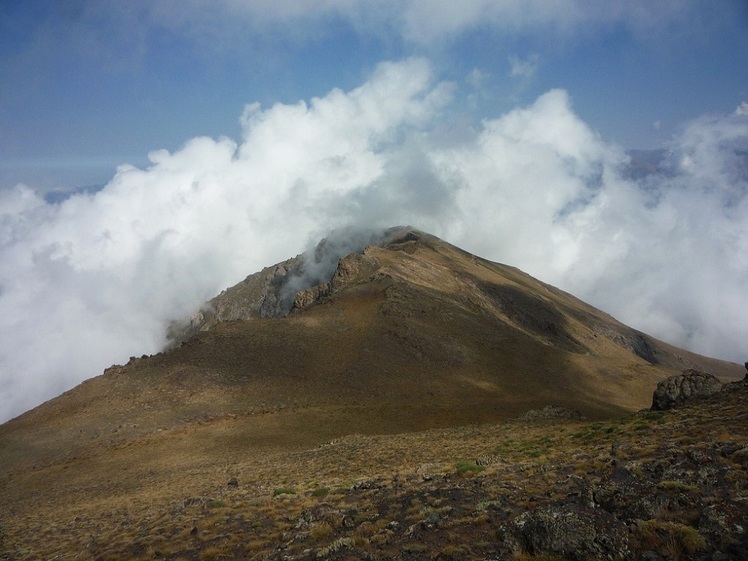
[1,58,747,422]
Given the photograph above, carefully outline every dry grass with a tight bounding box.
[2,386,746,560]
[637,520,707,560]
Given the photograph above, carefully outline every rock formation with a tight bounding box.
[505,503,631,560]
[651,369,723,410]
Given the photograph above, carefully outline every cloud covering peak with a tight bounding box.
[1,59,747,422]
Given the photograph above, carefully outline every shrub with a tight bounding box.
[311,487,329,497]
[273,487,296,497]
[310,522,333,541]
[637,520,706,559]
[475,500,502,512]
[656,480,699,493]
[456,461,485,475]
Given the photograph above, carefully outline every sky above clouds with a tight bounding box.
[1,1,747,422]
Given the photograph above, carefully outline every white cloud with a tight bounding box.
[467,68,487,90]
[0,58,449,422]
[427,89,748,362]
[396,0,739,44]
[2,57,747,423]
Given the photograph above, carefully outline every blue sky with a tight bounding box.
[2,0,747,190]
[1,1,748,422]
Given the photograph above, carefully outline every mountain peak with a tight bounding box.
[3,227,743,474]
[2,228,745,559]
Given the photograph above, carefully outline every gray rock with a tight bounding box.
[516,404,585,422]
[507,503,631,560]
[699,502,748,554]
[651,369,722,410]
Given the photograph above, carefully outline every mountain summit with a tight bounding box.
[165,224,740,419]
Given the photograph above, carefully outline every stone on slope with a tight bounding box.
[651,369,722,410]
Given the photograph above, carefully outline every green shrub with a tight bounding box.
[456,461,485,475]
[311,487,329,497]
[273,487,296,497]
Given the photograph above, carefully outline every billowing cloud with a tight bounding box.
[0,58,449,421]
[432,93,748,363]
[1,59,747,423]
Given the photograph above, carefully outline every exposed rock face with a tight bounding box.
[651,369,723,410]
[506,503,631,561]
[165,256,304,345]
[290,250,368,312]
[167,226,416,346]
[291,283,331,310]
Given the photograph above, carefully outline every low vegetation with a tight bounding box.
[2,385,747,560]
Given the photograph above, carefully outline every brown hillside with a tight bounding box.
[0,227,743,560]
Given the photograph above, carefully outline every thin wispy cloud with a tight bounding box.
[508,54,540,81]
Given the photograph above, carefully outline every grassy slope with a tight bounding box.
[2,385,747,560]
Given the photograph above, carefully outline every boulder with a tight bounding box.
[651,369,722,411]
[506,503,631,561]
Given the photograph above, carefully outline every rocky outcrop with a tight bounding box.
[168,227,412,345]
[651,369,723,410]
[506,503,631,560]
[291,282,332,311]
[290,252,371,312]
[165,257,304,345]
[589,324,661,364]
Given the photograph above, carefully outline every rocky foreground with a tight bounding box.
[3,374,747,561]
